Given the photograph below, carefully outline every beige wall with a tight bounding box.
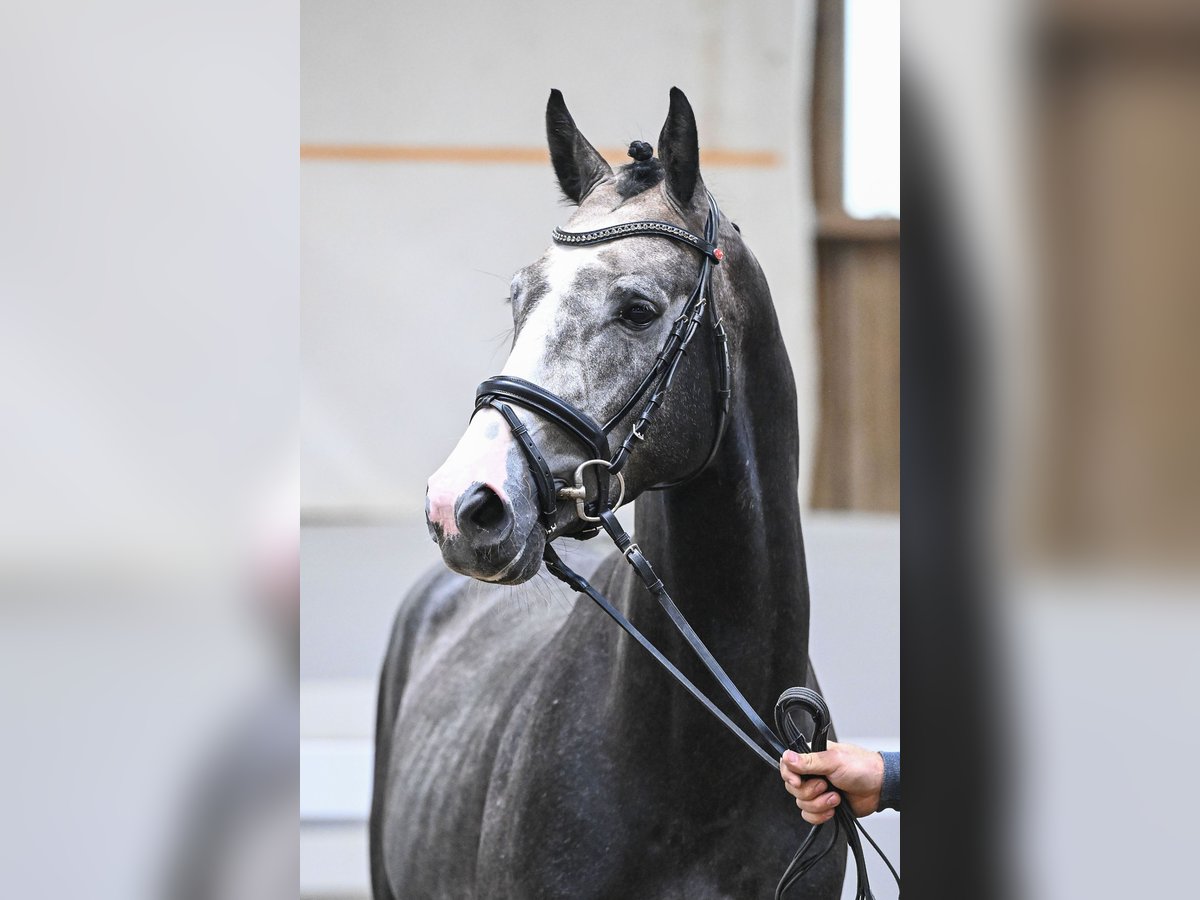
[301,0,817,518]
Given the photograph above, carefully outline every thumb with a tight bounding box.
[781,749,836,776]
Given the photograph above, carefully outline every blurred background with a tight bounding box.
[905,0,1200,896]
[2,0,299,898]
[300,1,898,898]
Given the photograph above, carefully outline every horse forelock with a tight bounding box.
[612,158,664,199]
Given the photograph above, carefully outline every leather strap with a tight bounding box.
[543,544,780,769]
[609,288,709,475]
[598,284,705,434]
[595,509,788,759]
[484,400,558,528]
[650,307,732,490]
[552,219,722,262]
[477,375,610,462]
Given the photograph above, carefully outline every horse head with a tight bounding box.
[426,88,736,584]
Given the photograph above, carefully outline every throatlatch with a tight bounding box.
[475,183,898,899]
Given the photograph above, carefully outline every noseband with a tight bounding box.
[470,191,897,899]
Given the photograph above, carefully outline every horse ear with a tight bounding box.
[657,87,702,208]
[545,89,612,204]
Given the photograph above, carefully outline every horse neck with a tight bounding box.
[612,278,811,759]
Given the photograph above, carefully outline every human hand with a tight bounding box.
[778,742,884,825]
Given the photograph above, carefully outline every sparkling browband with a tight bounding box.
[552,220,722,262]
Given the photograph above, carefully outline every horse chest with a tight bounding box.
[376,569,837,899]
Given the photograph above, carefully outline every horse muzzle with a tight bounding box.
[425,409,546,584]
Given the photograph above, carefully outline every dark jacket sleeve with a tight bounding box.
[877,751,900,812]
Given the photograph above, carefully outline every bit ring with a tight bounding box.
[558,459,625,523]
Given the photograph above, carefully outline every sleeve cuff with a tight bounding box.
[877,751,900,812]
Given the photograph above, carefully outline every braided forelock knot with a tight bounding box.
[628,140,654,162]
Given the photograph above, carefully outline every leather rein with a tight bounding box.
[472,193,899,899]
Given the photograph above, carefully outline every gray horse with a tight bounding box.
[371,88,844,899]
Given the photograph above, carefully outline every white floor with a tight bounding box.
[300,512,900,898]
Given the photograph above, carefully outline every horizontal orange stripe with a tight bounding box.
[299,143,781,168]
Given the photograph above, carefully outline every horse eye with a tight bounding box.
[620,302,659,328]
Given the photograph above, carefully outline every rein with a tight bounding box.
[474,193,899,899]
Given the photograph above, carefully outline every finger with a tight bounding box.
[778,765,803,789]
[781,750,835,777]
[797,792,840,814]
[795,778,828,801]
[801,806,835,826]
[779,770,805,794]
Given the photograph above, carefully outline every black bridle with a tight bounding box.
[475,191,730,536]
[471,193,898,899]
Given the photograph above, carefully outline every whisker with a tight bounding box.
[488,326,514,344]
[470,268,508,282]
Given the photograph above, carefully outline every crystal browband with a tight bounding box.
[552,220,722,262]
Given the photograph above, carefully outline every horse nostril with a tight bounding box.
[456,483,512,538]
[472,491,505,529]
